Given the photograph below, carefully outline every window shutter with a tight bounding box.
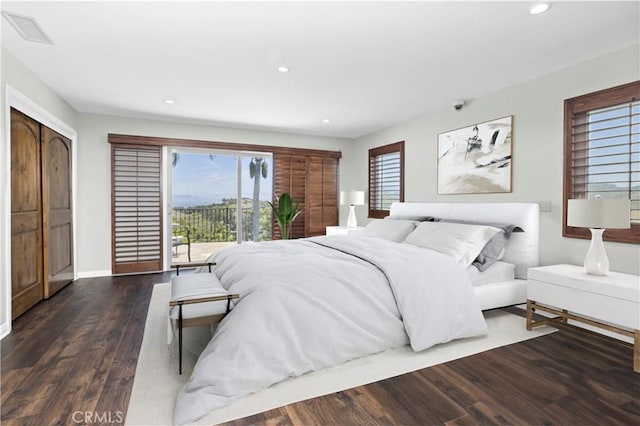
[564,81,640,244]
[306,157,338,236]
[369,141,404,218]
[272,154,339,239]
[272,154,307,239]
[111,144,163,274]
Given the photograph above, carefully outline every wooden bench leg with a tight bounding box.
[634,330,639,373]
[526,300,534,331]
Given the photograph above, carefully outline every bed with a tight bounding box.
[173,202,540,425]
[388,202,539,310]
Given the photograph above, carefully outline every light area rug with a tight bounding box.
[126,282,556,426]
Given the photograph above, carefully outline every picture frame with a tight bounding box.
[437,115,513,194]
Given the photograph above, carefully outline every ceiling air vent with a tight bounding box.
[2,11,53,44]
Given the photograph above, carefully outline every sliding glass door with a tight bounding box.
[169,148,272,262]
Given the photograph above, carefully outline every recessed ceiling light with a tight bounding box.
[529,3,551,15]
[322,119,330,124]
[277,66,290,73]
[164,99,175,104]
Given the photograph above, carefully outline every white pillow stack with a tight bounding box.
[403,222,502,268]
[361,219,418,242]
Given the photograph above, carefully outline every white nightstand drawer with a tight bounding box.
[528,265,639,303]
[528,280,639,330]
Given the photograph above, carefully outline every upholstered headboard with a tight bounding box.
[389,202,540,279]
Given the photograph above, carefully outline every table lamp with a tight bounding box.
[340,190,365,228]
[567,196,630,276]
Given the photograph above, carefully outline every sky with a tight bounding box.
[172,152,273,207]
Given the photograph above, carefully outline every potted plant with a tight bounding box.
[269,192,302,239]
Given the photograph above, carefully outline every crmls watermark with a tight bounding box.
[71,411,124,424]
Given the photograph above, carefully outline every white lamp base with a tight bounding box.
[584,228,609,276]
[347,205,358,228]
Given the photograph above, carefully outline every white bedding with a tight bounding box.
[467,261,515,286]
[174,236,487,425]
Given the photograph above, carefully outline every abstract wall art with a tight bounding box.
[437,116,513,194]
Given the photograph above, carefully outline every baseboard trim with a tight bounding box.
[0,321,11,340]
[76,269,112,278]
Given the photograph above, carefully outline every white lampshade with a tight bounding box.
[567,198,630,229]
[340,190,365,206]
[567,197,630,276]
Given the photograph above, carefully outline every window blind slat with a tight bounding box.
[368,142,404,218]
[111,144,162,274]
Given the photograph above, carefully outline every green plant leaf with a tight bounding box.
[269,192,302,239]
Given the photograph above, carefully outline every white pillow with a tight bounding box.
[362,219,418,242]
[403,222,502,268]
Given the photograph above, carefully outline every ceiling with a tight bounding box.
[1,1,638,139]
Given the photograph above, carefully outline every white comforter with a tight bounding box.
[174,236,487,425]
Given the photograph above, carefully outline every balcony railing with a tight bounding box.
[172,205,271,243]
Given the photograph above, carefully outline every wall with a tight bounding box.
[348,44,640,275]
[0,47,79,338]
[75,113,353,276]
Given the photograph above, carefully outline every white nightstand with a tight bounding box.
[526,264,639,373]
[325,226,365,236]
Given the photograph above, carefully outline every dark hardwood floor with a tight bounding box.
[1,273,639,426]
[1,273,172,426]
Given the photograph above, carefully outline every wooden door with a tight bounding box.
[42,126,74,296]
[10,109,44,319]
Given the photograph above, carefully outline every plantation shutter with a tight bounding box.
[272,154,307,239]
[272,154,339,239]
[564,81,640,244]
[111,144,163,274]
[306,157,338,236]
[368,141,404,218]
